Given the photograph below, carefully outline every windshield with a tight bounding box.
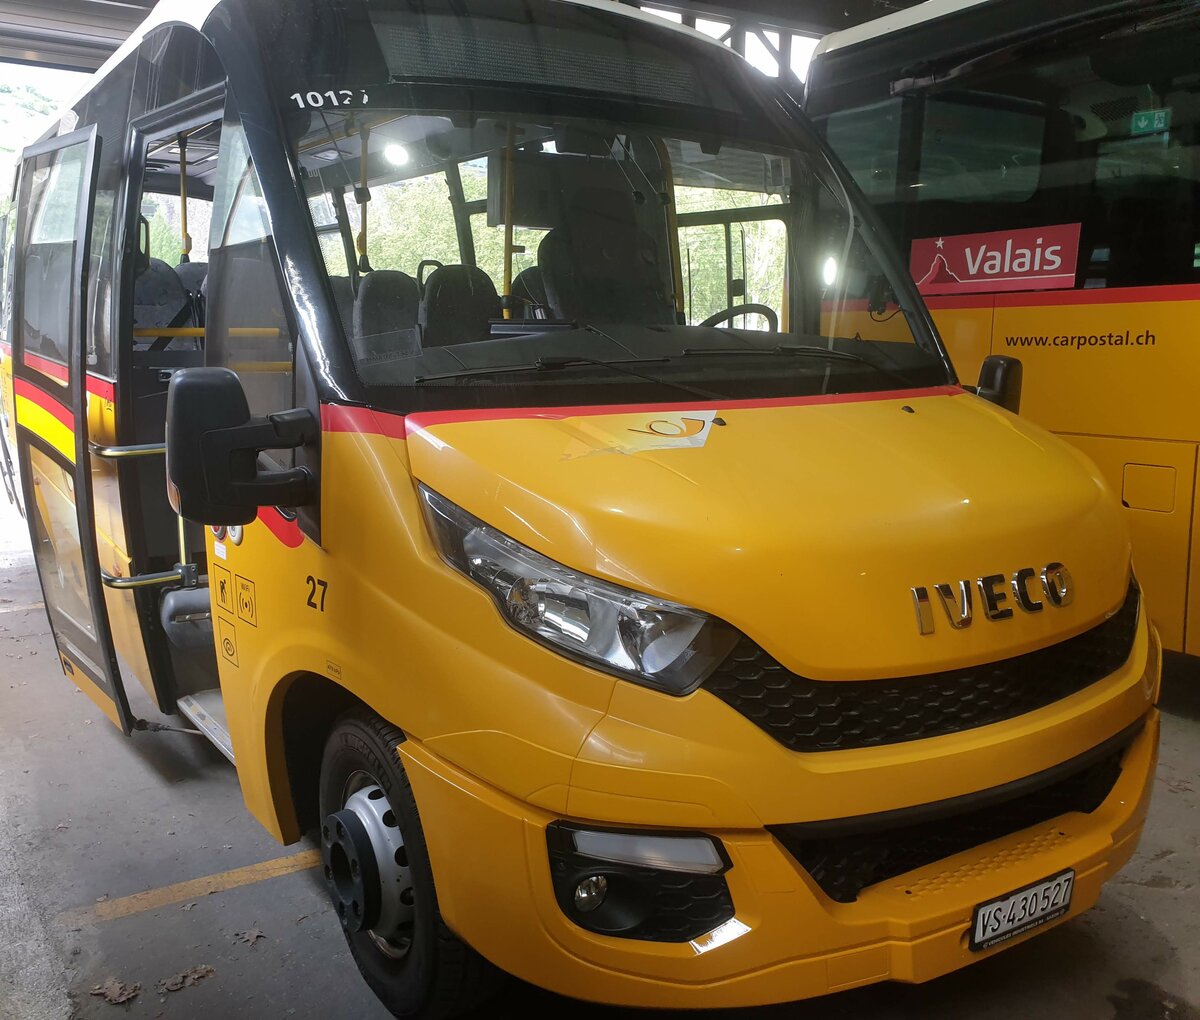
[257,0,948,412]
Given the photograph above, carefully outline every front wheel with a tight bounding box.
[318,708,503,1018]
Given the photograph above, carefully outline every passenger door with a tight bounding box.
[11,127,134,732]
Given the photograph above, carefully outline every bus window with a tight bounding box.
[308,192,350,276]
[206,120,295,432]
[678,222,729,324]
[460,158,547,301]
[675,175,786,330]
[917,96,1044,203]
[823,100,902,200]
[19,142,90,389]
[819,26,1200,291]
[365,171,462,277]
[142,194,214,265]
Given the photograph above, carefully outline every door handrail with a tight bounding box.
[101,567,184,590]
[89,441,166,460]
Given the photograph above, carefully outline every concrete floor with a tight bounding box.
[0,492,1197,1020]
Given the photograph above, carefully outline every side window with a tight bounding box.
[460,158,546,290]
[308,193,349,276]
[675,183,786,329]
[1,205,14,347]
[366,170,462,274]
[822,100,903,200]
[76,54,135,377]
[206,120,295,438]
[142,194,213,265]
[18,139,92,388]
[918,96,1044,203]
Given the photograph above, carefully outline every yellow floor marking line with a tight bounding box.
[59,848,322,927]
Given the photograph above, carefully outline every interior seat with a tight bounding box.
[175,260,208,297]
[419,265,500,347]
[133,256,193,342]
[176,260,208,325]
[353,270,420,338]
[538,187,675,325]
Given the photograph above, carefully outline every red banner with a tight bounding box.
[910,223,1081,296]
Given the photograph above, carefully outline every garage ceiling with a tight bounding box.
[0,0,926,73]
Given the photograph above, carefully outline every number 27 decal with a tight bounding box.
[290,90,369,109]
[306,575,329,611]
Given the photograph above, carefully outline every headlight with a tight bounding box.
[419,486,737,695]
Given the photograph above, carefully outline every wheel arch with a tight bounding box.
[266,670,399,842]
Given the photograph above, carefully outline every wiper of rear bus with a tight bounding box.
[680,344,919,388]
[416,354,726,402]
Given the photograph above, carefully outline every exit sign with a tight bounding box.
[1131,109,1171,136]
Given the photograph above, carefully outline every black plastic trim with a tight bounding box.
[773,715,1145,841]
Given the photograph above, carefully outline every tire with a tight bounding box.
[318,708,504,1019]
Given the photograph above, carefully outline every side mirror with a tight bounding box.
[166,368,317,526]
[975,355,1023,414]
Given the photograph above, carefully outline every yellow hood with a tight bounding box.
[406,388,1130,680]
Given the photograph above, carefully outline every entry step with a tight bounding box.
[177,690,235,764]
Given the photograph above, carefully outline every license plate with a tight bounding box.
[969,869,1074,952]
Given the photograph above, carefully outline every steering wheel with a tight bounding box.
[700,303,779,332]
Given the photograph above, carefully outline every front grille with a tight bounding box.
[703,581,1139,753]
[770,724,1135,903]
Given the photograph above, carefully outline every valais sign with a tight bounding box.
[910,223,1081,296]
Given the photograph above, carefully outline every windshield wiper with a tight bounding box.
[416,355,725,401]
[680,344,919,388]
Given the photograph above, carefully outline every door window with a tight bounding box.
[18,141,93,388]
[206,119,296,435]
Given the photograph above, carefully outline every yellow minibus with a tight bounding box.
[0,0,1160,1015]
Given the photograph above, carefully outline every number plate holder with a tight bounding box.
[969,869,1074,952]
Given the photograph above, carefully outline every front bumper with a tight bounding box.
[400,706,1159,1009]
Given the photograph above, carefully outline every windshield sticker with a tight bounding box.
[561,410,718,458]
[910,223,1080,295]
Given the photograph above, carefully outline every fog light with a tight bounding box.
[573,875,608,912]
[547,823,734,942]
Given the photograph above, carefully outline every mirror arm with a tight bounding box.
[199,408,319,510]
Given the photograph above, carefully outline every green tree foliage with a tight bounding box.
[676,187,786,327]
[140,195,215,264]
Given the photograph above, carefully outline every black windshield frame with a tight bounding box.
[228,0,950,414]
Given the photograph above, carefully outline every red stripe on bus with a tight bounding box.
[23,351,70,382]
[14,377,74,431]
[925,283,1200,312]
[256,506,304,548]
[87,375,115,401]
[321,403,408,439]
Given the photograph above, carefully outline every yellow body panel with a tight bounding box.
[405,392,1128,679]
[931,285,1200,652]
[14,392,75,463]
[84,387,157,701]
[203,385,1158,1006]
[1,350,14,457]
[402,709,1157,1007]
